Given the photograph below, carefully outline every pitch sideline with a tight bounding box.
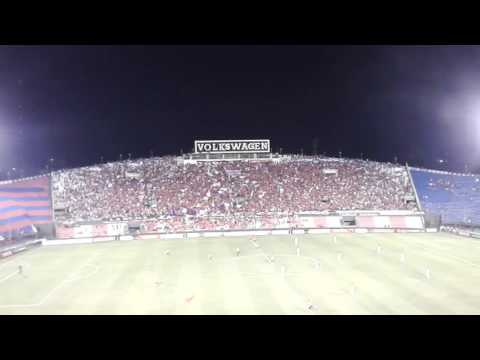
[0,251,103,309]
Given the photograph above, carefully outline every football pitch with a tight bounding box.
[1,232,480,315]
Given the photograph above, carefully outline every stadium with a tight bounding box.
[1,139,479,315]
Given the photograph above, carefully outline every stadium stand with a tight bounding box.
[410,168,480,226]
[51,155,417,225]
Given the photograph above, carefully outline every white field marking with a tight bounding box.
[0,261,32,273]
[385,238,480,275]
[249,239,260,249]
[212,253,327,279]
[240,245,315,313]
[0,271,18,283]
[436,252,480,270]
[250,240,273,263]
[391,235,480,271]
[216,254,319,263]
[0,257,19,271]
[0,251,103,309]
[0,245,44,271]
[0,262,32,284]
[65,264,100,283]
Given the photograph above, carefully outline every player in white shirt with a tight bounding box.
[235,248,240,257]
[425,268,431,279]
[164,250,170,256]
[294,237,298,247]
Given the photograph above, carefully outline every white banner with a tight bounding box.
[125,171,141,179]
[93,237,115,242]
[309,229,332,234]
[271,230,290,235]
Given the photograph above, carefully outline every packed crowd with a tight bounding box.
[52,156,418,223]
[142,215,296,233]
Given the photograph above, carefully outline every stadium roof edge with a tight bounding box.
[3,154,478,182]
[408,166,480,177]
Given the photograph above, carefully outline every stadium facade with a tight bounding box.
[1,139,479,249]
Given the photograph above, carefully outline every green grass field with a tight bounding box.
[1,232,480,315]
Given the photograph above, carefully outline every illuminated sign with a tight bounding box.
[194,140,270,154]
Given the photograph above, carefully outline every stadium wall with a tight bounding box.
[54,215,424,238]
[42,226,431,246]
[440,226,480,239]
[48,214,426,244]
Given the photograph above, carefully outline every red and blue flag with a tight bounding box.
[0,177,52,235]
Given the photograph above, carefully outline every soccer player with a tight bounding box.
[18,265,23,275]
[296,247,300,257]
[164,250,170,256]
[307,299,314,312]
[294,237,298,248]
[236,248,240,257]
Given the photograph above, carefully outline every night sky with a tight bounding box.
[1,45,480,179]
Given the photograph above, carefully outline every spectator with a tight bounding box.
[52,155,418,224]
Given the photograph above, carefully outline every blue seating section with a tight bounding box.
[410,169,480,225]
